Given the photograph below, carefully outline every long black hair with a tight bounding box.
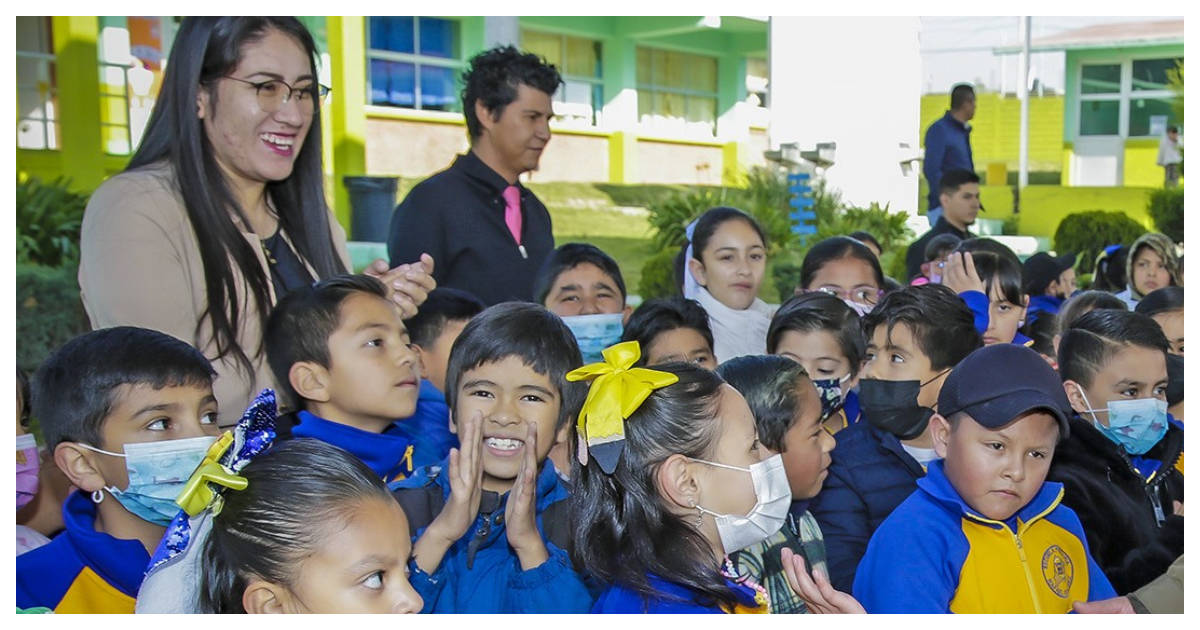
[570,363,741,611]
[128,17,345,377]
[799,236,885,291]
[198,439,395,613]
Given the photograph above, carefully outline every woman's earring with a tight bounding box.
[691,501,703,528]
[91,489,104,504]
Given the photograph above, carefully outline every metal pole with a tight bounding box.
[1018,16,1031,189]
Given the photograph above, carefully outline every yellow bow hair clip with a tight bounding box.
[176,432,248,517]
[565,340,679,474]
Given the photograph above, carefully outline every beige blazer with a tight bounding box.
[79,161,350,426]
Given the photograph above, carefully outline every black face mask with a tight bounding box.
[858,371,949,440]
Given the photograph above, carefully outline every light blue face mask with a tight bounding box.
[79,435,217,526]
[562,312,625,364]
[1078,390,1169,455]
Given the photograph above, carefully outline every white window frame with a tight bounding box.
[16,16,58,151]
[1077,54,1181,139]
[635,45,720,138]
[366,16,464,112]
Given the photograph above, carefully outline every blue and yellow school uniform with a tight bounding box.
[853,460,1117,613]
[291,410,416,482]
[15,491,151,613]
[388,379,459,470]
[592,574,766,614]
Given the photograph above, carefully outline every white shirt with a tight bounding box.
[1157,136,1182,166]
[691,286,777,365]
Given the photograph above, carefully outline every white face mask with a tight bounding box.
[691,453,791,554]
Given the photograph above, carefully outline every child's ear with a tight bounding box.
[1062,380,1090,415]
[242,579,288,614]
[54,443,108,492]
[289,362,330,403]
[930,414,952,459]
[411,345,430,380]
[687,257,708,288]
[655,453,700,513]
[622,304,633,325]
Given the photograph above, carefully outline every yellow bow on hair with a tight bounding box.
[176,432,248,517]
[565,341,679,474]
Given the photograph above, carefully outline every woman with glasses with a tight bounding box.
[79,17,434,425]
[795,236,887,317]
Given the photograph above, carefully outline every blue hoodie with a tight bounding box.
[592,574,764,614]
[16,491,151,612]
[1026,294,1064,327]
[388,379,459,470]
[392,459,592,613]
[853,459,1117,613]
[292,410,416,482]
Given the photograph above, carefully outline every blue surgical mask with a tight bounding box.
[79,435,217,526]
[1078,390,1168,455]
[562,312,625,364]
[811,373,852,421]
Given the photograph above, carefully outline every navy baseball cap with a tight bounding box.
[1023,252,1077,295]
[938,344,1071,438]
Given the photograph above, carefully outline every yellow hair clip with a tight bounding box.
[176,432,248,517]
[565,340,679,474]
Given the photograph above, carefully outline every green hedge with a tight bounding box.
[16,264,90,374]
[1052,211,1148,276]
[16,176,89,268]
[1147,187,1184,243]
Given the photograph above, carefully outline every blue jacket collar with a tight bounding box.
[917,459,1064,531]
[1029,294,1064,314]
[644,573,760,611]
[62,490,152,597]
[867,423,928,476]
[293,410,414,481]
[418,379,445,403]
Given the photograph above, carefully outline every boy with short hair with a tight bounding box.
[808,284,982,592]
[396,287,486,469]
[265,274,422,482]
[534,242,630,363]
[391,302,593,613]
[1022,251,1077,327]
[853,343,1117,612]
[17,327,222,612]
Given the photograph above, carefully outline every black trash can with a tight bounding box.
[343,176,399,242]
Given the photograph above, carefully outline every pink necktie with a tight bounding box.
[502,185,523,246]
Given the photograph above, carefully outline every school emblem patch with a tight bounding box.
[1041,545,1074,597]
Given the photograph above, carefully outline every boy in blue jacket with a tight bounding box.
[809,284,982,592]
[853,344,1117,612]
[265,274,424,482]
[391,302,593,613]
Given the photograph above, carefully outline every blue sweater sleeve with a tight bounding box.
[809,464,873,593]
[958,290,990,336]
[504,542,594,613]
[852,515,960,613]
[924,124,947,197]
[408,557,448,614]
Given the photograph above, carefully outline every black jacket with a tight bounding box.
[1045,416,1184,594]
[387,151,555,305]
[904,217,972,282]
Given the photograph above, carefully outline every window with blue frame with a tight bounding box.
[367,17,461,111]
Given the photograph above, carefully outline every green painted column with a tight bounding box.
[717,54,748,185]
[602,36,638,183]
[52,16,105,192]
[326,16,367,232]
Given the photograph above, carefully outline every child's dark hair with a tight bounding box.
[31,327,215,450]
[847,231,882,254]
[688,206,767,261]
[620,297,714,366]
[1057,290,1128,338]
[1024,313,1059,359]
[799,236,886,290]
[445,302,585,430]
[17,366,31,429]
[861,284,982,372]
[403,287,486,349]
[954,239,1024,307]
[717,355,812,453]
[264,274,389,408]
[1058,309,1169,388]
[198,439,395,613]
[461,45,562,140]
[924,233,962,262]
[767,293,865,377]
[570,363,741,611]
[1134,286,1184,318]
[1091,245,1129,292]
[939,168,980,195]
[533,242,627,306]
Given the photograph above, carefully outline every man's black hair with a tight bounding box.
[445,302,585,431]
[265,274,390,409]
[1058,309,1169,389]
[461,45,563,140]
[860,284,982,372]
[533,242,627,306]
[950,83,975,110]
[404,287,486,349]
[621,297,714,366]
[939,168,980,197]
[31,327,216,450]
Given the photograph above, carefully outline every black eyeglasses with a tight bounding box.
[221,76,331,115]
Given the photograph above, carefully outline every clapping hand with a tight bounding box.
[363,252,437,318]
[505,421,550,570]
[412,410,482,573]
